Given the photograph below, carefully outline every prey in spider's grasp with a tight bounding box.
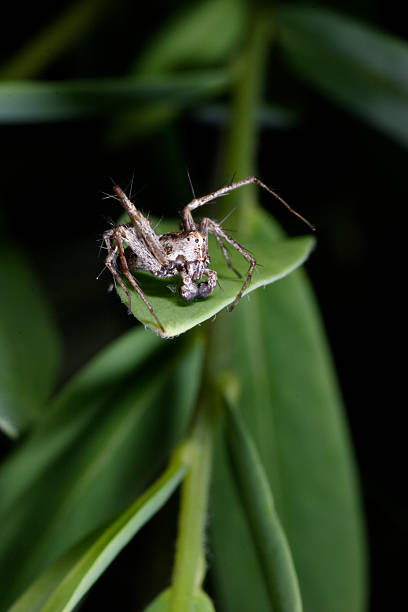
[103,176,314,334]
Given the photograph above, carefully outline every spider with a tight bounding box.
[103,176,314,334]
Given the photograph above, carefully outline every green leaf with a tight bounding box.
[277,5,408,146]
[0,326,161,516]
[143,589,215,612]
[224,394,302,612]
[136,0,247,74]
[210,210,366,612]
[7,461,186,612]
[0,71,231,123]
[0,0,107,79]
[115,217,314,337]
[0,244,60,437]
[0,330,204,610]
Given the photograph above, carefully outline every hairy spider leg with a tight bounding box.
[213,233,242,279]
[200,217,256,311]
[113,186,167,265]
[103,231,129,296]
[182,175,315,231]
[104,227,165,334]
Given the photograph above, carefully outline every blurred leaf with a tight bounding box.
[113,215,314,337]
[108,102,179,142]
[7,460,186,612]
[0,331,204,610]
[0,71,231,123]
[143,588,215,612]
[210,209,366,612]
[0,243,60,437]
[0,326,160,515]
[136,0,247,74]
[193,102,299,128]
[109,0,247,144]
[0,0,107,79]
[277,6,408,147]
[224,394,302,612]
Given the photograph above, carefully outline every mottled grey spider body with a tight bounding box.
[103,176,313,334]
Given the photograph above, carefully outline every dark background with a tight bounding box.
[0,1,406,610]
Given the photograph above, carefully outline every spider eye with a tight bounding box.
[195,238,199,243]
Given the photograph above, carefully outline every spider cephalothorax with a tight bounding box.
[103,176,314,334]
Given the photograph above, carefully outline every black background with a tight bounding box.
[0,1,406,610]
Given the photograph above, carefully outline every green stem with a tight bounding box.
[0,0,106,79]
[170,8,273,610]
[220,4,272,229]
[170,387,218,612]
[207,5,272,376]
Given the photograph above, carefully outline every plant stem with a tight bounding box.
[207,4,272,375]
[0,0,106,79]
[220,4,271,230]
[170,8,272,610]
[170,386,218,612]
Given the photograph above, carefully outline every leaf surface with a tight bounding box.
[210,210,366,612]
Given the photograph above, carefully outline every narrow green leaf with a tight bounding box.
[277,6,408,146]
[0,332,204,610]
[210,210,366,612]
[224,395,302,612]
[0,71,231,123]
[115,222,314,337]
[7,461,186,612]
[0,0,106,79]
[0,244,60,437]
[144,588,215,612]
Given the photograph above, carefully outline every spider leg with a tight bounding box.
[201,218,255,311]
[113,185,167,265]
[196,268,218,298]
[104,230,133,312]
[182,176,314,231]
[105,227,165,334]
[115,228,165,333]
[213,234,242,279]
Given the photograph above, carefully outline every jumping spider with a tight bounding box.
[103,176,314,334]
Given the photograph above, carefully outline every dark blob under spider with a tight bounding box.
[103,176,314,334]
